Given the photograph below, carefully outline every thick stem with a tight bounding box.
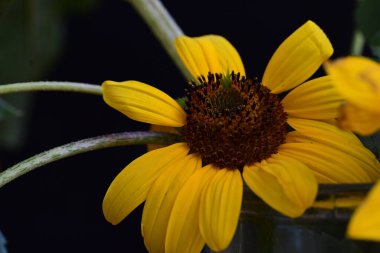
[0,131,181,188]
[0,81,102,95]
[127,0,192,80]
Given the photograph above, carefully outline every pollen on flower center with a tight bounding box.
[182,72,288,170]
[210,87,245,114]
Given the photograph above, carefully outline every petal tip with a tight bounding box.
[301,20,334,58]
[102,199,123,225]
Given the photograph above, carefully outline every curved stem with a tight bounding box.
[0,81,102,95]
[0,131,181,188]
[127,0,192,80]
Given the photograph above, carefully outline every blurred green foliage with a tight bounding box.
[0,0,100,150]
[355,0,380,59]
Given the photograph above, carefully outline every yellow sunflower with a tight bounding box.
[324,56,380,135]
[102,20,380,253]
[324,56,380,241]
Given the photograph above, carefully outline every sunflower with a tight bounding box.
[324,56,380,241]
[324,56,380,135]
[102,21,380,252]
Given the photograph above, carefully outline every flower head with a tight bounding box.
[324,56,380,241]
[324,56,380,135]
[102,21,380,252]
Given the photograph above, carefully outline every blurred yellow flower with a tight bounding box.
[101,21,380,253]
[325,56,380,242]
[324,56,380,135]
[347,181,380,241]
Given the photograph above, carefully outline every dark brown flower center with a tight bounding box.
[181,72,288,170]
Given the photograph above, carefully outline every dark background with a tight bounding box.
[0,0,356,252]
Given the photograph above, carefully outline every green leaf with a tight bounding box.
[176,97,188,110]
[355,0,380,58]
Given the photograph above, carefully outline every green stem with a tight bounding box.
[350,29,365,56]
[0,131,181,188]
[127,0,192,80]
[0,81,102,95]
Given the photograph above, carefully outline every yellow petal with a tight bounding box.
[175,35,245,80]
[338,102,380,136]
[165,166,218,253]
[102,80,186,127]
[102,143,189,225]
[262,20,333,94]
[243,153,317,218]
[282,76,343,120]
[287,118,380,181]
[287,117,361,145]
[347,181,380,241]
[279,142,373,183]
[324,56,380,114]
[142,154,201,253]
[199,167,243,251]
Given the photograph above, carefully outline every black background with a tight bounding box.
[0,0,356,252]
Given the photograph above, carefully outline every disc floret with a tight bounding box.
[182,72,288,170]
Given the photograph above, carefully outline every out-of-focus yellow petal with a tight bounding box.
[142,154,201,253]
[338,102,380,136]
[199,168,243,251]
[287,118,380,181]
[282,76,343,120]
[347,181,380,241]
[324,56,380,114]
[262,20,333,94]
[243,153,317,218]
[102,143,189,225]
[175,35,245,80]
[102,80,186,127]
[165,166,218,253]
